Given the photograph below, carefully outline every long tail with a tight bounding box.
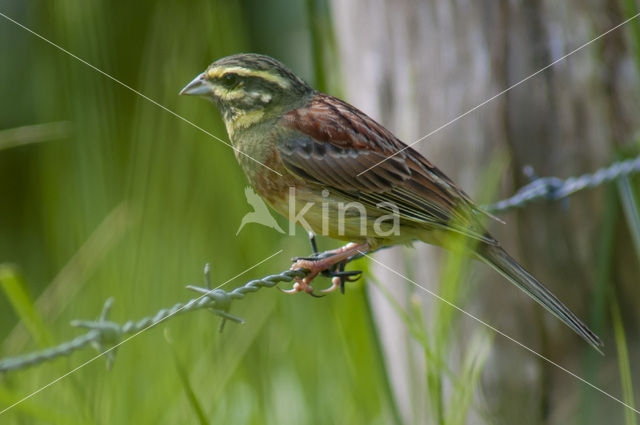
[477,243,603,352]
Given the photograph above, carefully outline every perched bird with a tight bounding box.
[180,53,603,351]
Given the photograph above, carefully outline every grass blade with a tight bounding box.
[617,174,640,263]
[166,330,210,425]
[446,333,492,425]
[0,122,70,151]
[610,296,638,425]
[0,264,52,348]
[580,186,618,424]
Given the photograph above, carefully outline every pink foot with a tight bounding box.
[282,242,369,296]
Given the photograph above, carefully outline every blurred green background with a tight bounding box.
[0,1,395,424]
[1,1,639,424]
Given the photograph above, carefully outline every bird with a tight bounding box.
[180,53,603,351]
[236,186,285,235]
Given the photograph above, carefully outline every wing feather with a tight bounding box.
[277,93,496,245]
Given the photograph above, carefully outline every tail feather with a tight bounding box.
[477,244,603,352]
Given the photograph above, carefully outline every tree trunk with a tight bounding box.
[331,1,640,423]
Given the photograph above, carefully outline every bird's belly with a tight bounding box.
[267,186,416,246]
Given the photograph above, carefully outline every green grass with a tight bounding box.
[611,296,638,425]
[1,1,640,424]
[362,157,505,425]
[614,170,640,425]
[0,265,53,348]
[0,1,393,423]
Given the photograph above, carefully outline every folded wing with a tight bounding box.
[276,93,496,244]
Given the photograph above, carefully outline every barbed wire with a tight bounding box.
[1,153,639,374]
[0,267,307,373]
[486,154,640,213]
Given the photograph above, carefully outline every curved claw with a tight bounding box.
[287,242,371,297]
[279,281,303,294]
[279,280,325,297]
[320,277,341,293]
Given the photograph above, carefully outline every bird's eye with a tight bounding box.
[221,73,239,89]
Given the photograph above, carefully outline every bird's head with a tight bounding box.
[180,53,312,130]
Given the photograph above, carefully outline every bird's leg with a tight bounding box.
[296,232,363,279]
[286,232,321,262]
[282,242,369,296]
[319,260,364,294]
[338,262,347,294]
[308,231,319,255]
[320,261,345,294]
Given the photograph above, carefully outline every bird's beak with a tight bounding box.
[179,73,212,96]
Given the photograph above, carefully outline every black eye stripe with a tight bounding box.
[215,73,284,96]
[220,73,239,88]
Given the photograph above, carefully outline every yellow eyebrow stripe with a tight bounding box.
[206,66,290,89]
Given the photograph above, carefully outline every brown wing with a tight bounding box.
[277,93,497,244]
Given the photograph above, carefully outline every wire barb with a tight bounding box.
[486,154,640,213]
[70,297,121,369]
[0,267,308,373]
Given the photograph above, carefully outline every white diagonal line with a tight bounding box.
[0,12,282,177]
[0,249,283,416]
[357,12,640,177]
[360,251,640,415]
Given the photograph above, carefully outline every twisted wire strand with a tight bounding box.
[0,269,306,373]
[486,154,640,213]
[1,153,639,373]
